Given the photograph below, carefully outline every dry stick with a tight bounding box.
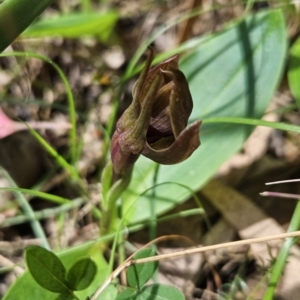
[91,231,300,299]
[260,191,300,200]
[266,179,300,185]
[262,178,300,199]
[177,0,202,45]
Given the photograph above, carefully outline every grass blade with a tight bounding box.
[203,117,300,134]
[0,167,50,249]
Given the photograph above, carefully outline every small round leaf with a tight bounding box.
[55,293,77,300]
[25,245,70,293]
[140,284,185,300]
[115,288,137,300]
[127,248,158,289]
[66,257,97,291]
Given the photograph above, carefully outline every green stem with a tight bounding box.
[263,202,300,299]
[1,198,84,227]
[100,164,133,236]
[0,187,71,204]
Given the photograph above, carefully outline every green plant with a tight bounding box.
[90,247,185,300]
[25,246,97,300]
[115,248,184,300]
[0,0,119,52]
[122,8,287,225]
[1,2,299,300]
[22,11,118,42]
[0,0,54,52]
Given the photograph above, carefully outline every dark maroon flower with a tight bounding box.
[110,49,201,178]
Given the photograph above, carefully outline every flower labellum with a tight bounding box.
[110,49,201,178]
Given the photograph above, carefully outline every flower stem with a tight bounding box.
[100,163,133,236]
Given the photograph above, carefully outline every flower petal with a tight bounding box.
[119,75,161,154]
[146,82,174,141]
[132,48,154,101]
[137,54,179,104]
[141,120,201,164]
[167,69,193,137]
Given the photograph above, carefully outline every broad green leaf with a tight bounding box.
[140,284,185,300]
[97,284,118,300]
[118,284,185,300]
[55,293,76,300]
[122,9,287,224]
[127,248,158,289]
[23,12,118,41]
[66,257,97,291]
[0,0,54,52]
[25,246,70,294]
[68,247,106,300]
[288,36,300,107]
[4,242,109,300]
[115,288,137,300]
